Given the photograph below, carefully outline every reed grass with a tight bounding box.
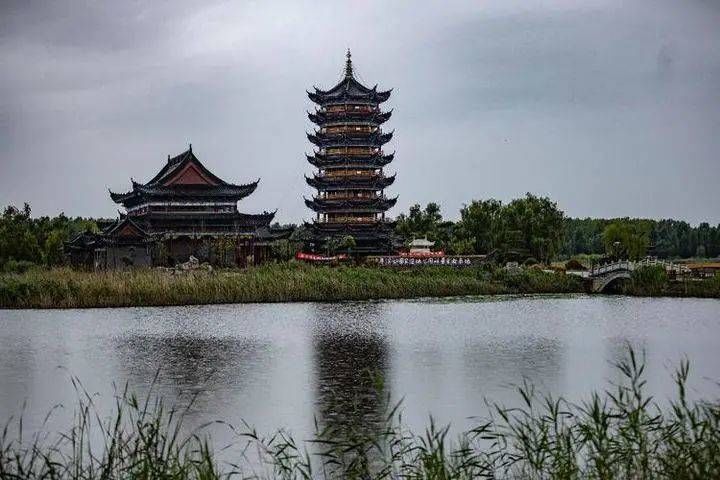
[0,263,585,309]
[1,347,718,479]
[624,265,720,298]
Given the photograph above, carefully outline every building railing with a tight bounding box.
[320,193,379,200]
[321,105,379,114]
[320,126,379,135]
[319,216,389,224]
[321,147,381,156]
[319,170,382,179]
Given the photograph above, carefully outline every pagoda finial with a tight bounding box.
[189,143,192,153]
[344,49,353,78]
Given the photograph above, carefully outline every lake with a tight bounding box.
[1,294,719,450]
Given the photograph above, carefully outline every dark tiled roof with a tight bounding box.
[307,54,391,105]
[308,110,392,126]
[307,131,393,148]
[304,196,397,213]
[109,147,260,205]
[305,173,396,190]
[307,152,394,168]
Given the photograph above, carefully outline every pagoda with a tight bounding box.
[103,145,283,267]
[304,50,397,255]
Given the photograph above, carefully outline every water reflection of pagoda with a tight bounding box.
[310,303,390,439]
[304,51,397,255]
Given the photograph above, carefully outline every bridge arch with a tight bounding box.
[592,271,631,293]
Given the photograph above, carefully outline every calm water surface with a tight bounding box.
[1,295,719,446]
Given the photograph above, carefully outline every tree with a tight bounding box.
[338,235,356,256]
[503,194,565,264]
[0,203,41,265]
[457,199,504,254]
[395,202,452,249]
[212,236,236,266]
[602,221,649,260]
[43,229,66,266]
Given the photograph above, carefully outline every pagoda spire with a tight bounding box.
[344,49,353,78]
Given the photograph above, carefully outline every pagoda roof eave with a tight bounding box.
[306,155,393,169]
[308,109,392,126]
[307,131,393,147]
[305,173,396,190]
[110,180,260,206]
[304,196,397,212]
[132,180,259,197]
[303,221,396,236]
[308,151,394,162]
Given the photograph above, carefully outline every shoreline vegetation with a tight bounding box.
[1,348,718,479]
[0,263,718,309]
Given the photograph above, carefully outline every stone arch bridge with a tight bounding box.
[588,259,688,293]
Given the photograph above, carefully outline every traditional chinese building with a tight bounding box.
[303,51,397,255]
[66,145,288,269]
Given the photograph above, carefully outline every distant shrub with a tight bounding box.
[565,259,586,271]
[2,259,38,274]
[628,265,668,296]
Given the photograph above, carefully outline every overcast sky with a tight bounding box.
[1,0,719,224]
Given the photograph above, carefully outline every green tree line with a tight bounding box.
[395,195,720,261]
[0,203,98,272]
[2,198,718,271]
[395,194,565,263]
[563,217,720,259]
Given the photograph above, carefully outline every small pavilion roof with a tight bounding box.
[103,216,150,239]
[410,238,435,248]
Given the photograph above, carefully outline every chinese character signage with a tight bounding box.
[374,256,481,267]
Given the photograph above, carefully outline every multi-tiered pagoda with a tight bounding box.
[304,51,397,255]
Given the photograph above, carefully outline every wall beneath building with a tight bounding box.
[103,245,152,270]
[92,238,277,270]
[164,237,237,266]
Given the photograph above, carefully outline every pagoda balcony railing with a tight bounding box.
[320,126,379,135]
[136,210,239,217]
[320,193,380,200]
[320,147,381,156]
[319,216,386,224]
[321,105,379,114]
[318,170,383,179]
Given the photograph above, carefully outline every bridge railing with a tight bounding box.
[589,258,690,277]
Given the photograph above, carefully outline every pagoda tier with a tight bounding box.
[306,152,394,169]
[305,173,396,190]
[307,131,393,148]
[109,146,275,236]
[304,195,398,213]
[307,77,391,106]
[304,221,396,255]
[308,110,392,126]
[303,51,398,255]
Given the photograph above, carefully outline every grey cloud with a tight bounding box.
[1,0,719,225]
